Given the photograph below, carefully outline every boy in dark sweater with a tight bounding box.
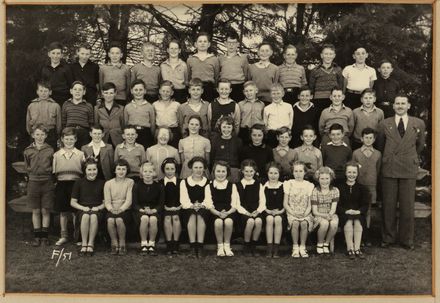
[373,60,400,118]
[291,86,319,148]
[321,123,352,185]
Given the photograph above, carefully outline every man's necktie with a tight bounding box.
[398,117,405,138]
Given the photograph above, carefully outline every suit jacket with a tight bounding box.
[81,144,115,181]
[376,116,426,179]
[94,103,124,146]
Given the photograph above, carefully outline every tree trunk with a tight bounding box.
[108,5,131,63]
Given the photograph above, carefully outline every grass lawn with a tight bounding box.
[5,207,432,295]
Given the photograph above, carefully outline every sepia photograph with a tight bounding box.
[3,1,434,298]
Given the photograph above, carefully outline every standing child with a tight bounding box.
[238,81,265,144]
[99,42,131,106]
[311,166,339,255]
[146,127,180,180]
[161,158,182,255]
[131,42,161,102]
[153,80,181,148]
[352,88,384,151]
[24,124,55,246]
[240,124,273,180]
[338,162,369,259]
[187,32,220,102]
[207,78,241,135]
[61,81,94,149]
[263,84,294,148]
[236,159,266,256]
[342,47,377,110]
[132,162,164,255]
[124,79,156,149]
[272,127,295,181]
[352,127,381,246]
[373,60,400,118]
[180,157,211,257]
[263,162,285,258]
[205,161,239,257]
[292,125,323,181]
[53,127,85,246]
[81,124,114,181]
[291,86,319,148]
[248,42,280,104]
[26,81,61,150]
[278,45,307,105]
[70,44,100,106]
[283,161,315,258]
[70,158,106,256]
[114,125,147,183]
[160,40,188,103]
[94,82,124,148]
[177,78,210,137]
[104,159,134,255]
[210,116,242,183]
[40,41,73,105]
[178,115,211,179]
[308,44,343,117]
[219,31,249,102]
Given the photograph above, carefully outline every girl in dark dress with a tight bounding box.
[338,161,369,259]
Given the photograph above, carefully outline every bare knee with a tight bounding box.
[254,218,262,227]
[274,216,282,225]
[224,218,233,227]
[172,215,180,223]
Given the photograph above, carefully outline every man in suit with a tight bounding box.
[376,94,426,249]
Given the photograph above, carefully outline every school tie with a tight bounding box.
[398,117,405,138]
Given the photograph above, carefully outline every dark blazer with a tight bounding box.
[94,103,124,146]
[376,116,426,179]
[81,143,115,180]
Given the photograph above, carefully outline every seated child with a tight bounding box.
[205,161,239,257]
[263,162,285,258]
[132,162,164,256]
[104,159,134,255]
[292,125,323,181]
[272,127,295,181]
[24,124,55,246]
[238,81,265,144]
[311,166,339,255]
[236,159,266,256]
[70,158,106,256]
[283,161,315,258]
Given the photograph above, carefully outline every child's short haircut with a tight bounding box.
[361,88,376,98]
[379,59,393,68]
[250,123,266,136]
[115,158,131,175]
[77,44,91,51]
[32,123,49,135]
[123,125,137,133]
[299,85,311,94]
[167,39,181,48]
[314,166,336,184]
[266,161,281,173]
[329,123,344,133]
[188,114,203,129]
[276,126,291,137]
[321,43,336,53]
[101,82,117,92]
[283,44,297,54]
[195,32,211,42]
[71,81,85,89]
[37,81,51,90]
[344,161,360,175]
[61,127,77,138]
[160,80,174,90]
[188,156,208,170]
[352,46,367,54]
[301,124,316,135]
[47,41,63,51]
[189,78,203,88]
[240,158,258,172]
[361,127,376,137]
[160,157,179,174]
[90,124,104,132]
[216,115,235,132]
[330,86,343,94]
[218,78,232,87]
[82,157,98,174]
[155,127,173,142]
[130,79,146,89]
[243,81,257,89]
[142,41,156,49]
[225,30,239,41]
[271,83,284,92]
[258,41,273,51]
[108,42,122,52]
[212,160,231,177]
[290,160,307,171]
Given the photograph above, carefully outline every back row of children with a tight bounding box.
[40,30,400,116]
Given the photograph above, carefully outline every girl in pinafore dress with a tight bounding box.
[283,161,315,258]
[263,162,285,258]
[338,162,369,259]
[311,166,339,255]
[204,161,239,257]
[180,156,210,257]
[178,115,211,179]
[161,158,182,255]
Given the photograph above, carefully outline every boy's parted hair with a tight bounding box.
[329,123,344,133]
[114,158,131,175]
[212,160,231,177]
[188,156,208,170]
[361,88,376,98]
[130,79,146,89]
[299,85,312,94]
[276,126,291,137]
[361,127,377,137]
[250,123,266,137]
[71,80,85,89]
[101,82,117,92]
[90,124,104,132]
[108,41,123,52]
[225,30,239,41]
[271,83,285,92]
[37,81,51,90]
[301,124,316,136]
[47,41,63,51]
[330,86,343,94]
[61,127,77,139]
[283,44,297,55]
[243,81,257,89]
[378,59,394,68]
[218,78,232,88]
[32,123,49,135]
[189,78,203,88]
[123,125,138,133]
[321,43,336,53]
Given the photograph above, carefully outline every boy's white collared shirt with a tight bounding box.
[88,140,106,156]
[263,101,294,130]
